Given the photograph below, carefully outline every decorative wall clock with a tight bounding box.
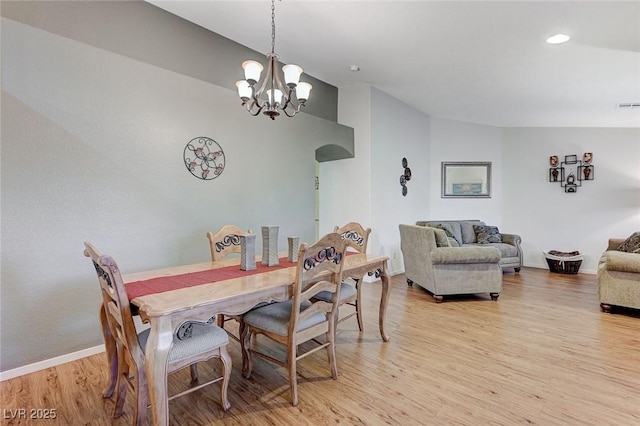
[183,137,225,180]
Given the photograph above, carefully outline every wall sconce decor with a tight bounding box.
[400,157,411,196]
[184,137,225,180]
[549,153,594,193]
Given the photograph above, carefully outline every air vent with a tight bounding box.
[617,103,640,108]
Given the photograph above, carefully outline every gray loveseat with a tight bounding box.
[416,220,523,272]
[399,224,503,302]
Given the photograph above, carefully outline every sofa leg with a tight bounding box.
[600,303,612,313]
[434,295,443,303]
[490,293,499,301]
[514,267,521,273]
[406,279,413,286]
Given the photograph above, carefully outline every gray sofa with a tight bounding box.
[399,224,503,303]
[416,220,523,272]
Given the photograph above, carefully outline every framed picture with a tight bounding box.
[578,165,594,181]
[549,167,564,182]
[442,162,491,198]
[564,154,578,164]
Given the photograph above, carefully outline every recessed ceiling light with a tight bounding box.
[546,34,571,44]
[349,65,360,72]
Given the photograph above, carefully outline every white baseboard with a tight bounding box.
[0,344,105,382]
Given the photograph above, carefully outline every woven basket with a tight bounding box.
[543,251,584,274]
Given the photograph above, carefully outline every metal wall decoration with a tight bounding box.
[549,153,594,193]
[183,137,225,180]
[400,157,412,196]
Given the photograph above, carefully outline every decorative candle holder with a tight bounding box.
[240,234,257,271]
[261,226,279,266]
[287,236,300,262]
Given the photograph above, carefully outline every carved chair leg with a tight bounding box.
[218,346,232,411]
[190,364,199,382]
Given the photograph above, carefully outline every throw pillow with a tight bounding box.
[474,225,502,244]
[618,231,640,253]
[429,227,451,247]
[432,224,454,238]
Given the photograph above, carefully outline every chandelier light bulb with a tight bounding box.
[282,64,303,88]
[235,80,252,100]
[242,60,264,84]
[267,89,283,106]
[296,82,312,102]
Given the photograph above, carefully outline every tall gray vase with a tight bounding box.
[261,226,279,266]
[288,236,300,262]
[240,234,257,271]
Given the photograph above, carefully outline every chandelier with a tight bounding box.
[235,0,312,120]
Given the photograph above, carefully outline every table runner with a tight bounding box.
[126,257,297,300]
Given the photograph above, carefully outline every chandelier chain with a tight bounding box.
[271,0,276,54]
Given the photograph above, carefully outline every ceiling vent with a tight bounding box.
[617,103,640,108]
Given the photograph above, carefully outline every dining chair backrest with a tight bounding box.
[334,222,371,254]
[84,242,143,367]
[207,224,253,262]
[289,232,346,336]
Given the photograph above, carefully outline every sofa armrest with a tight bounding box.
[601,250,640,274]
[431,246,501,264]
[501,233,521,246]
[607,238,625,251]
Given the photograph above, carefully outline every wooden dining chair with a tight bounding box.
[84,242,231,425]
[206,224,253,337]
[207,224,253,262]
[313,222,371,331]
[239,232,346,406]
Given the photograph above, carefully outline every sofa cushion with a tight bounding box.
[473,225,503,244]
[460,221,485,243]
[464,242,517,257]
[618,231,640,254]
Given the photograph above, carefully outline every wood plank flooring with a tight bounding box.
[2,267,639,425]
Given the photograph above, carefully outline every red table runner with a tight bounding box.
[126,257,297,300]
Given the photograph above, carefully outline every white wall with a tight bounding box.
[1,16,346,372]
[502,128,640,272]
[370,88,430,273]
[319,85,372,237]
[429,117,504,226]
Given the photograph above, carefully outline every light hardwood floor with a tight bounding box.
[2,268,639,425]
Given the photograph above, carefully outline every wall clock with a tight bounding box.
[183,137,225,180]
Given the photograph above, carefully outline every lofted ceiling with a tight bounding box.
[147,1,640,128]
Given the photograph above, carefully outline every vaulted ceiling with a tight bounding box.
[148,1,640,128]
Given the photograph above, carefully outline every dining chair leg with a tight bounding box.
[288,343,299,406]
[112,343,129,418]
[133,362,149,426]
[355,278,364,332]
[100,304,118,398]
[327,320,338,380]
[219,346,232,411]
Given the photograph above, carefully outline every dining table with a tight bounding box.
[100,252,390,426]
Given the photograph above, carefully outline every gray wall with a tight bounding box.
[1,1,352,371]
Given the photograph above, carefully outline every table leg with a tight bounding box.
[99,303,118,398]
[146,316,173,426]
[378,262,390,342]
